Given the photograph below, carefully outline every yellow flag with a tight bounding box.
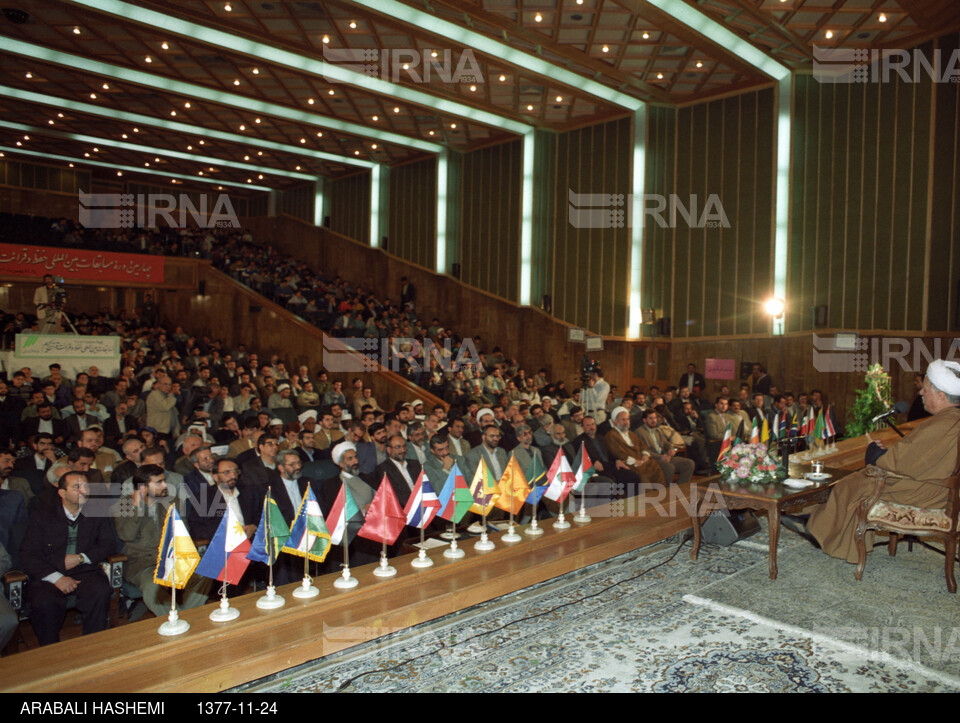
[468,458,500,515]
[494,456,531,516]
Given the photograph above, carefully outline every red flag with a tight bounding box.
[357,475,407,545]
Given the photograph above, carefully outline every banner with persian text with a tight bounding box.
[9,334,121,377]
[0,243,164,283]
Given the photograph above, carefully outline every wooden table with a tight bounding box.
[689,465,845,580]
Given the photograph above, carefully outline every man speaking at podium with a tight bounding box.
[807,359,960,563]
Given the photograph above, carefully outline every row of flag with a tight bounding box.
[152,443,599,590]
[719,406,838,461]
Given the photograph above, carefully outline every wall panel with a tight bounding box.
[387,157,437,270]
[330,171,371,244]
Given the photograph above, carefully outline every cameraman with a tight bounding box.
[33,275,63,333]
[581,366,610,424]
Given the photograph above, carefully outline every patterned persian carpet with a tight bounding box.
[235,522,960,693]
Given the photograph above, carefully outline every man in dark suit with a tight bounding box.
[267,449,322,584]
[239,434,281,524]
[103,400,140,450]
[19,470,114,646]
[20,403,68,448]
[64,399,100,444]
[677,364,706,393]
[374,436,420,556]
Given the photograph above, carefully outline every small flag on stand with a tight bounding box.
[154,506,200,589]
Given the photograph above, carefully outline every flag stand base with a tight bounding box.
[467,521,485,534]
[553,512,571,530]
[574,506,592,524]
[502,523,522,543]
[373,555,397,578]
[524,519,545,536]
[334,568,359,589]
[411,549,434,568]
[439,530,461,540]
[474,532,495,551]
[293,576,320,598]
[444,540,466,559]
[256,585,286,609]
[209,597,240,622]
[158,610,190,636]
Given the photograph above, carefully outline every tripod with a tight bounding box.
[38,306,80,335]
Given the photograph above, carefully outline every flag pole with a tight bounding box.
[293,503,320,598]
[209,523,240,622]
[525,487,544,536]
[257,491,285,609]
[412,488,433,568]
[158,508,190,635]
[374,490,397,577]
[503,473,522,543]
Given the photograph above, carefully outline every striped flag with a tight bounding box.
[154,505,200,589]
[824,405,837,438]
[812,408,825,441]
[327,482,364,547]
[717,423,733,462]
[571,442,596,494]
[195,504,251,585]
[543,448,576,503]
[749,418,760,444]
[404,470,441,529]
[437,463,473,523]
[282,487,331,563]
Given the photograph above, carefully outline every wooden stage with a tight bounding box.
[0,488,698,693]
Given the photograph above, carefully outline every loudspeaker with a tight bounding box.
[701,509,761,546]
[197,280,206,296]
[451,263,461,279]
[657,317,671,337]
[323,216,330,227]
[381,236,388,249]
[812,304,828,328]
[542,294,552,313]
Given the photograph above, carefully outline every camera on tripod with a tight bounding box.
[50,277,67,310]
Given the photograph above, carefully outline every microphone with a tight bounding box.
[871,401,909,425]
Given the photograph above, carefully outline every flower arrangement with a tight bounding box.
[717,443,785,485]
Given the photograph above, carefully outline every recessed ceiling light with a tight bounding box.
[372,115,379,121]
[431,51,438,58]
[161,42,169,50]
[825,30,833,39]
[428,130,435,135]
[117,171,122,176]
[556,95,563,102]
[879,13,887,22]
[58,113,64,118]
[133,127,138,132]
[24,135,30,141]
[243,155,250,160]
[184,102,191,108]
[371,143,378,149]
[657,73,664,79]
[300,138,306,143]
[155,157,160,162]
[450,123,457,129]
[469,85,476,91]
[233,79,240,86]
[25,72,32,79]
[101,83,109,90]
[199,140,204,144]
[218,186,223,190]
[257,151,263,156]
[393,106,400,113]
[122,133,128,138]
[322,35,330,44]
[89,93,97,99]
[170,110,177,116]
[15,141,22,147]
[534,13,542,22]
[307,98,315,104]
[209,167,215,171]
[254,117,261,123]
[696,61,703,68]
[499,75,506,82]
[198,171,204,176]
[73,27,81,35]
[642,32,649,40]
[349,21,357,29]
[526,104,533,111]
[258,174,263,179]
[295,166,301,171]
[48,119,54,125]
[187,145,193,150]
[316,131,323,137]
[224,3,232,11]
[252,68,259,75]
[354,150,360,155]
[239,124,245,130]
[145,56,152,63]
[328,89,335,95]
[144,162,150,167]
[577,0,583,4]
[602,46,609,53]
[247,179,252,183]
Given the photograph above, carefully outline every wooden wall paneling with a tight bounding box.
[674,107,692,339]
[875,77,899,330]
[609,119,630,337]
[446,150,463,276]
[738,92,759,335]
[857,82,879,330]
[388,157,437,270]
[532,129,556,309]
[642,105,675,325]
[889,78,913,331]
[907,68,934,331]
[330,171,371,244]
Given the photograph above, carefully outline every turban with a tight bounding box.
[476,407,494,423]
[610,406,629,424]
[297,410,318,424]
[332,441,357,466]
[927,360,960,396]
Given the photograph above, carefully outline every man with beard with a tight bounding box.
[270,449,322,584]
[115,464,210,619]
[0,449,34,511]
[182,445,216,523]
[357,421,388,478]
[604,407,665,487]
[325,441,379,567]
[20,471,114,645]
[188,458,257,542]
[111,437,146,487]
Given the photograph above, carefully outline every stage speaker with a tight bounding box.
[451,263,461,279]
[197,280,206,296]
[812,304,828,328]
[701,509,761,546]
[657,317,671,337]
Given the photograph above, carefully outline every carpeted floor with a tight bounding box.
[234,521,960,693]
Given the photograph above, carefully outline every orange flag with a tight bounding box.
[494,456,531,516]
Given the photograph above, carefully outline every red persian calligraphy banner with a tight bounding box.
[0,244,164,283]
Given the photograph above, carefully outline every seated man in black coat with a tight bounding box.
[19,470,114,646]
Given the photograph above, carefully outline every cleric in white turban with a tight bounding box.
[331,440,356,467]
[805,358,960,566]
